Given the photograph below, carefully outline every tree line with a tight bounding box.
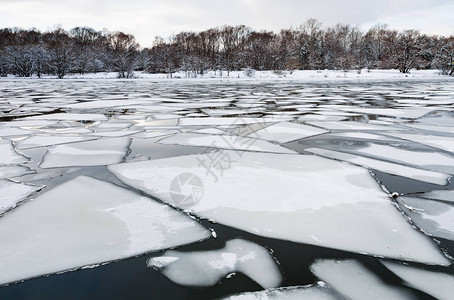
[1,19,453,79]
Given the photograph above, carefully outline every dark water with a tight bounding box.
[0,78,453,299]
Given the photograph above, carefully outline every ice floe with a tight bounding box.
[352,143,454,174]
[148,238,282,288]
[158,133,296,154]
[399,197,454,241]
[179,117,276,126]
[0,180,42,214]
[16,135,99,150]
[305,121,402,131]
[62,99,150,109]
[109,151,449,265]
[0,176,210,286]
[222,284,337,300]
[305,148,451,185]
[384,133,454,153]
[0,128,32,137]
[418,190,454,202]
[333,107,434,119]
[25,113,108,121]
[328,132,398,142]
[402,124,454,135]
[0,165,32,179]
[247,122,328,143]
[39,137,131,168]
[0,140,29,165]
[382,261,454,300]
[310,259,414,300]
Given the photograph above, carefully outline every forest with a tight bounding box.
[1,19,453,78]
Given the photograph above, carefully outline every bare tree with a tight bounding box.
[106,32,139,78]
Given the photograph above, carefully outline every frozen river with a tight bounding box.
[0,78,453,299]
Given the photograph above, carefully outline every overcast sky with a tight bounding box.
[1,0,453,47]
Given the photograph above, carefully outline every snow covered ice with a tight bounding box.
[0,140,29,165]
[0,180,42,214]
[381,261,454,300]
[419,189,454,202]
[246,121,328,143]
[310,259,415,299]
[148,238,282,288]
[399,197,454,241]
[109,151,449,265]
[305,147,451,185]
[39,137,131,168]
[158,132,296,154]
[0,176,210,285]
[222,284,338,300]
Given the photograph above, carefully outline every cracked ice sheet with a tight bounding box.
[158,133,296,154]
[327,132,399,142]
[402,124,454,135]
[16,135,99,150]
[0,176,210,286]
[305,148,450,185]
[61,99,151,109]
[419,190,454,202]
[310,260,415,300]
[148,239,282,289]
[109,151,449,265]
[247,122,328,143]
[25,113,108,121]
[0,165,32,179]
[400,197,454,241]
[1,120,57,128]
[40,137,131,168]
[333,107,435,119]
[89,130,143,138]
[179,117,277,126]
[132,130,180,139]
[298,115,348,122]
[381,261,454,300]
[0,127,32,137]
[0,180,42,214]
[222,284,337,300]
[305,121,403,131]
[383,132,454,153]
[0,140,29,165]
[351,143,454,174]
